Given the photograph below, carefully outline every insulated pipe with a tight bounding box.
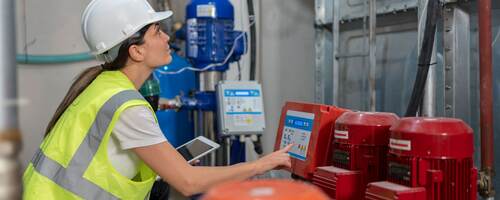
[0,0,21,199]
[477,0,495,198]
[16,52,94,64]
[368,0,376,112]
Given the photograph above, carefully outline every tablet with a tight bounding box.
[176,136,220,164]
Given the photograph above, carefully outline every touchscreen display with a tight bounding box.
[177,139,213,161]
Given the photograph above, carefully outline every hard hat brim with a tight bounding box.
[152,10,173,23]
[92,10,173,56]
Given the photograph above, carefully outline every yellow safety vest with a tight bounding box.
[23,71,157,199]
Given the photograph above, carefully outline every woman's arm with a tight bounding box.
[132,141,293,196]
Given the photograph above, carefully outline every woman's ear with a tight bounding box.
[128,45,145,62]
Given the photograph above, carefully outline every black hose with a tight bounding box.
[246,0,263,155]
[247,0,257,81]
[404,0,440,117]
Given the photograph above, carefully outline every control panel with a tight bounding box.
[274,101,348,179]
[279,110,314,161]
[216,81,265,135]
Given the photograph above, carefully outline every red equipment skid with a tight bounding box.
[312,166,362,199]
[365,181,426,200]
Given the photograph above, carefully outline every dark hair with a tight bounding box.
[44,23,154,137]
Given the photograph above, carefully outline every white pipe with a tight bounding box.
[419,0,436,117]
[0,0,21,199]
[368,0,376,111]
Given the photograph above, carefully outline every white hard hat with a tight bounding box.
[81,0,173,57]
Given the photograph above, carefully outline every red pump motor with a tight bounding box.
[274,101,348,180]
[312,112,398,199]
[366,117,477,200]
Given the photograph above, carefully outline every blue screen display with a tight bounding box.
[224,89,260,97]
[284,116,313,131]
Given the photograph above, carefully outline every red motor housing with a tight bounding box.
[274,101,348,179]
[333,112,398,181]
[366,117,477,200]
[312,112,398,199]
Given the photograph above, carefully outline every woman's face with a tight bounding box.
[141,23,172,68]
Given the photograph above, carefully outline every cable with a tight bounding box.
[247,0,257,81]
[156,20,255,75]
[404,0,440,117]
[493,27,500,47]
[246,0,264,156]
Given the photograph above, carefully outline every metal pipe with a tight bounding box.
[363,0,368,56]
[202,112,217,165]
[478,0,495,197]
[422,63,435,116]
[0,0,21,199]
[368,0,376,111]
[225,137,231,165]
[197,71,223,166]
[335,52,368,59]
[332,0,340,105]
[199,71,222,91]
[419,0,436,117]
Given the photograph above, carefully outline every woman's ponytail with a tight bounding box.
[44,65,103,136]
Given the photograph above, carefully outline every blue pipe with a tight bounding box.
[16,52,94,64]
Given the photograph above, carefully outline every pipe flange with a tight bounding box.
[0,129,22,157]
[478,169,496,198]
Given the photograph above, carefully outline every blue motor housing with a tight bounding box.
[186,0,246,71]
[154,53,196,147]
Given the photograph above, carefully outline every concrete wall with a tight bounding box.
[15,0,97,167]
[259,0,315,154]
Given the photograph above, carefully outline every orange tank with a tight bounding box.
[202,180,329,200]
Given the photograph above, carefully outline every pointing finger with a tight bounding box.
[280,143,294,152]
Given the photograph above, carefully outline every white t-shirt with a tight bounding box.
[107,105,167,178]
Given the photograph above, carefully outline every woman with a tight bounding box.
[22,0,292,199]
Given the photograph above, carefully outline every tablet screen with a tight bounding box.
[177,138,214,162]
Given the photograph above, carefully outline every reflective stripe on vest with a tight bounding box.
[31,90,144,199]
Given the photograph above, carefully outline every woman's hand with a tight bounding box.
[252,144,294,175]
[134,142,294,196]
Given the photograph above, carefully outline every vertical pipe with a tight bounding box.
[225,137,231,165]
[199,71,222,92]
[478,0,495,198]
[422,61,436,116]
[332,0,340,105]
[368,0,376,111]
[203,112,218,165]
[419,0,436,117]
[0,0,21,199]
[198,71,223,166]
